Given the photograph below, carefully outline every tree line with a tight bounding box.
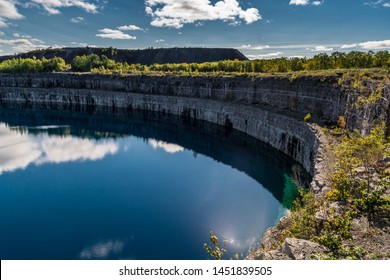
[0,50,389,74]
[0,57,67,73]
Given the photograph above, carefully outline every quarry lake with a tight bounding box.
[0,108,305,260]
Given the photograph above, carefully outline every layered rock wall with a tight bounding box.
[0,73,388,180]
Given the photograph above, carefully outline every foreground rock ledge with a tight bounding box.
[248,238,329,260]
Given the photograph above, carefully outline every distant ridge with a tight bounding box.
[0,47,248,64]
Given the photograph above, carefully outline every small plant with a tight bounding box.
[203,231,240,260]
[203,231,228,260]
[304,113,312,122]
[337,116,346,129]
[288,74,298,82]
[338,246,366,260]
[288,189,318,240]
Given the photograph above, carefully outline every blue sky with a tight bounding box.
[0,0,389,58]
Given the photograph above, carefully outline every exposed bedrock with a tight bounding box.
[0,73,388,189]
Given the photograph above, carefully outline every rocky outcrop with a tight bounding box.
[0,73,388,178]
[250,238,329,260]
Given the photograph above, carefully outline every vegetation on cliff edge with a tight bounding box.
[0,57,67,73]
[0,50,389,75]
[281,124,389,259]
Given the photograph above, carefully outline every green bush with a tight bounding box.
[0,57,67,73]
[286,123,389,259]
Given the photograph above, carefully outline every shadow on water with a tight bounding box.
[0,104,310,208]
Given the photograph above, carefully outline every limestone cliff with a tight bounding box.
[0,73,388,179]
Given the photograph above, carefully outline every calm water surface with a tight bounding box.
[0,108,305,260]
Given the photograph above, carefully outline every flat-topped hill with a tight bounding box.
[0,47,248,65]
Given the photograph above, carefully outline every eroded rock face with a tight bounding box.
[1,73,388,177]
[0,73,332,175]
[281,238,329,259]
[0,73,343,120]
[254,238,329,260]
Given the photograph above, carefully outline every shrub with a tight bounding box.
[0,57,67,73]
[203,231,228,260]
[337,116,346,129]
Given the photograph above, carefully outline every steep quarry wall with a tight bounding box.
[0,73,345,120]
[0,73,388,185]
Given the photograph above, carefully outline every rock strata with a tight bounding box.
[1,73,387,176]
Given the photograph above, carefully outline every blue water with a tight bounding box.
[0,109,304,260]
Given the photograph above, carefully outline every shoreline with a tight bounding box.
[1,72,388,259]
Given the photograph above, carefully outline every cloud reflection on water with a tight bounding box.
[148,139,184,154]
[79,239,125,260]
[0,123,119,174]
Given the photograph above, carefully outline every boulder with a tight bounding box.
[253,238,329,260]
[279,238,329,260]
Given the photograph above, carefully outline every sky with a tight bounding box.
[0,0,389,59]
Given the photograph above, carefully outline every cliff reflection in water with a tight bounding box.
[0,107,309,260]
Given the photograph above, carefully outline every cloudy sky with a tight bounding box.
[0,0,389,58]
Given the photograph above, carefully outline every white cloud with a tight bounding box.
[0,0,97,27]
[289,0,310,5]
[247,52,283,59]
[148,139,184,154]
[0,38,49,53]
[364,0,390,7]
[289,0,323,6]
[71,16,85,23]
[0,31,4,36]
[155,38,165,43]
[31,38,45,44]
[0,0,24,19]
[239,7,261,23]
[13,33,31,38]
[96,28,136,40]
[358,39,390,49]
[145,0,261,29]
[29,0,97,15]
[0,0,24,27]
[340,40,390,50]
[72,42,97,47]
[253,45,270,50]
[340,43,358,49]
[118,24,143,31]
[239,44,270,50]
[307,45,333,51]
[0,19,7,27]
